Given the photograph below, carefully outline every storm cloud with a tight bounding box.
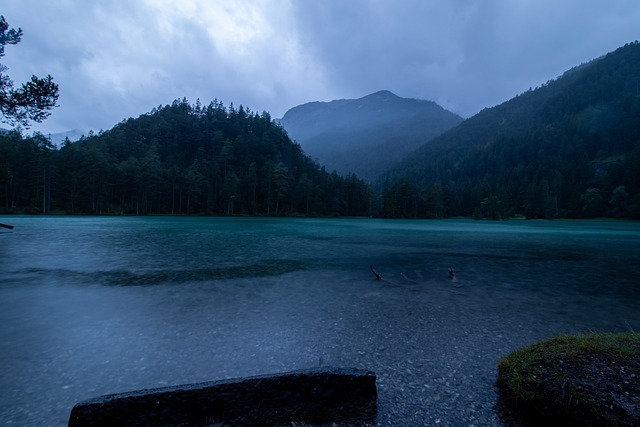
[2,0,639,135]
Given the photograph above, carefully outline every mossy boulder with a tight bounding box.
[497,332,640,426]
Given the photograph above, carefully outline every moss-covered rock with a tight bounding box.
[497,332,640,426]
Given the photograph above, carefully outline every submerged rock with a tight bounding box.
[68,367,377,426]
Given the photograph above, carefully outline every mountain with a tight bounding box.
[46,129,83,147]
[279,90,463,181]
[0,127,83,147]
[381,41,640,219]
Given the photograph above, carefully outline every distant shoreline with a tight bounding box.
[1,212,638,222]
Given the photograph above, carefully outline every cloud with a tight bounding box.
[1,0,640,135]
[289,1,469,99]
[2,0,322,133]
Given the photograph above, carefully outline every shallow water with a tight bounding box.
[1,216,639,426]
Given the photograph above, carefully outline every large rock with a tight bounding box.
[68,367,377,426]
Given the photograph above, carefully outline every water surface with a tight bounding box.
[1,216,639,426]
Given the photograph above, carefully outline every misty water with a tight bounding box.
[1,216,639,426]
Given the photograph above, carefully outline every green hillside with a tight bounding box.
[0,99,371,216]
[381,42,640,219]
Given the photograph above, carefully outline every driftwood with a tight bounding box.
[0,223,14,230]
[370,266,382,280]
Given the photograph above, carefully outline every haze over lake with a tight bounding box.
[1,216,639,426]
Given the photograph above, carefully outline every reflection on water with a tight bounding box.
[9,260,307,286]
[1,217,639,426]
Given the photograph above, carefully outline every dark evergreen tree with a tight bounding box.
[0,16,59,127]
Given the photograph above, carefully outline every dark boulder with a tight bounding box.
[68,367,377,426]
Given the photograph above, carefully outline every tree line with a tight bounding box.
[0,99,371,217]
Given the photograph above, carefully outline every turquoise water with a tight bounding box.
[1,216,639,425]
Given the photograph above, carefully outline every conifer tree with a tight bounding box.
[0,16,59,127]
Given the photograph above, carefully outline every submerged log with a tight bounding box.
[68,367,377,427]
[0,223,14,229]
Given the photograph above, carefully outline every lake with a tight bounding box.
[1,216,639,426]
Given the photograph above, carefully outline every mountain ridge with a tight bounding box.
[279,90,463,180]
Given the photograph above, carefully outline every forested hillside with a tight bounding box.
[380,42,640,219]
[3,42,640,220]
[280,90,463,180]
[0,99,371,216]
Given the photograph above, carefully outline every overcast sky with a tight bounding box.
[2,0,639,136]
